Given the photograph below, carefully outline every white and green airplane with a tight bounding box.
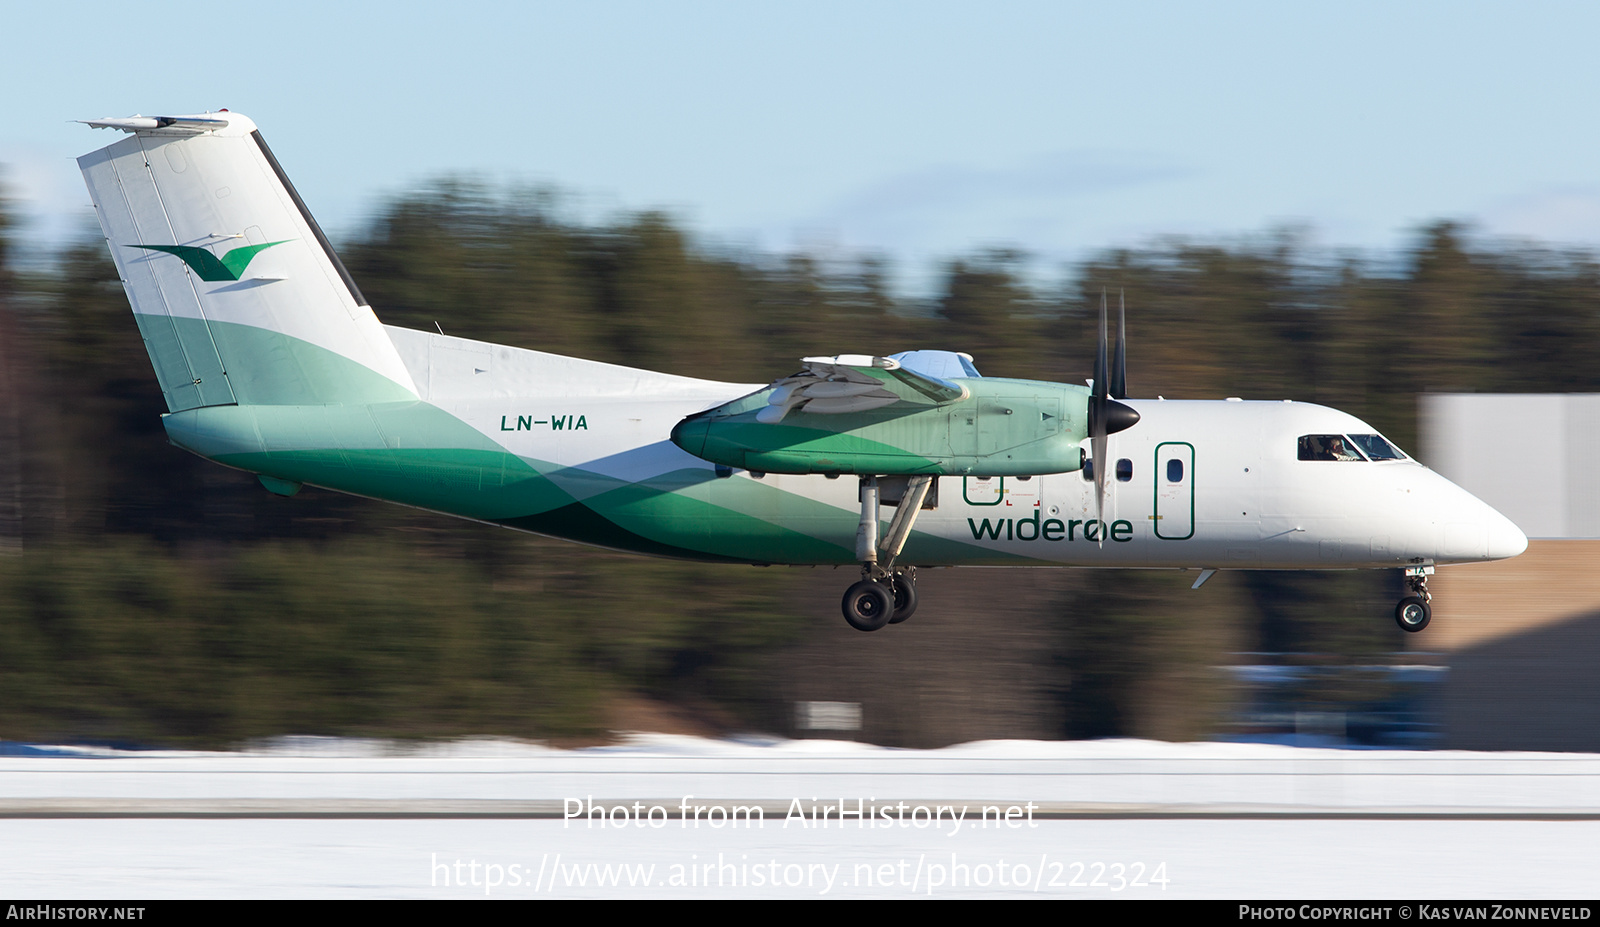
[77,112,1527,633]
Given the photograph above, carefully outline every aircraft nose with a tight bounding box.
[1410,468,1529,563]
[1485,506,1528,561]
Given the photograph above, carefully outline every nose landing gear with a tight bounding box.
[1394,564,1433,632]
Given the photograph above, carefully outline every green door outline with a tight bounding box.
[962,475,1006,506]
[1153,442,1195,540]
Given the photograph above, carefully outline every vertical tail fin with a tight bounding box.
[77,112,417,411]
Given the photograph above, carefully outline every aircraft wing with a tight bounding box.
[759,354,971,423]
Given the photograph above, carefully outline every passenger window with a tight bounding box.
[1116,459,1133,482]
[1298,435,1365,461]
[1167,458,1184,482]
[1082,459,1095,482]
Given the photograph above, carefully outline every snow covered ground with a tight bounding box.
[2,736,1597,898]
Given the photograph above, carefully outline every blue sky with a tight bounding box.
[6,1,1600,290]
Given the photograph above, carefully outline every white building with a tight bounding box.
[1422,393,1600,539]
[1420,393,1600,751]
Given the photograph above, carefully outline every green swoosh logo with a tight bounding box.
[130,240,291,281]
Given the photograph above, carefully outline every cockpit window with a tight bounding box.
[1298,434,1366,461]
[1347,433,1406,460]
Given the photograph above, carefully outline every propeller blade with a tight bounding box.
[1092,290,1110,543]
[1092,430,1108,545]
[1087,289,1142,545]
[1094,289,1108,387]
[1111,289,1127,400]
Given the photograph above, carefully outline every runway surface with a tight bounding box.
[3,735,1597,898]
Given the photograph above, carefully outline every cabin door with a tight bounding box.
[1153,442,1195,540]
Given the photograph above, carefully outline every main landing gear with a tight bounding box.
[841,475,928,631]
[1394,564,1433,633]
[841,569,917,632]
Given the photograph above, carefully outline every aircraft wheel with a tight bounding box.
[842,580,894,632]
[888,576,917,624]
[1394,596,1431,633]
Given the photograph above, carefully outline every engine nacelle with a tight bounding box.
[671,379,1092,476]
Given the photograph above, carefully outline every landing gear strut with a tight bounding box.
[1394,564,1433,633]
[840,476,928,631]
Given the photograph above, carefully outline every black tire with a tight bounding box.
[888,576,917,624]
[842,580,894,632]
[1395,596,1431,632]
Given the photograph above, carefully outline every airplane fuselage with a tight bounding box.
[160,326,1526,571]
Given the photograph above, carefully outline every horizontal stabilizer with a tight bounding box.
[80,114,231,134]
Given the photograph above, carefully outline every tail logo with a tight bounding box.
[129,240,291,282]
